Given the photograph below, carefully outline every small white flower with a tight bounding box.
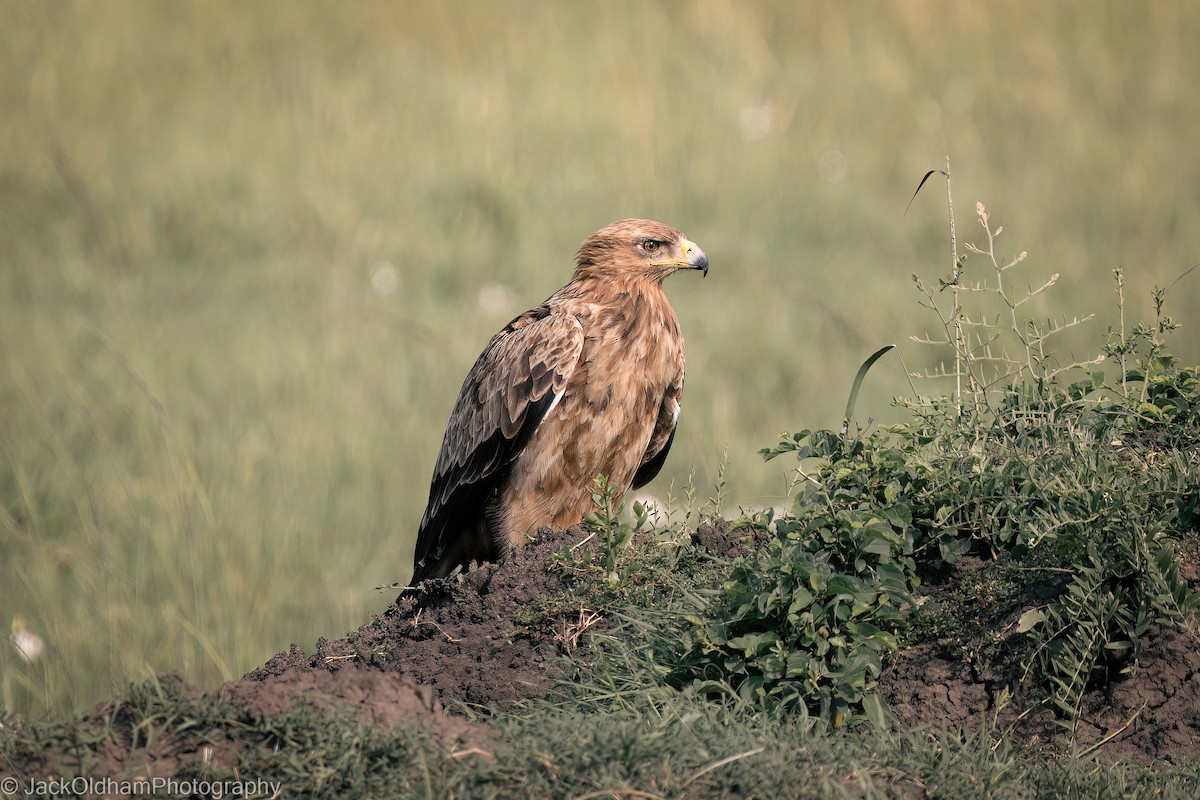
[738,103,774,141]
[370,261,400,296]
[11,617,44,663]
[478,282,515,315]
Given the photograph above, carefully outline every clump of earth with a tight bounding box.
[5,522,1198,779]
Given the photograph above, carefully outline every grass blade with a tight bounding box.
[843,345,896,434]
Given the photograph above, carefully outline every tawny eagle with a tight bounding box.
[409,218,707,585]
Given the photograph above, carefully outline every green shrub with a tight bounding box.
[674,183,1199,729]
[680,505,912,725]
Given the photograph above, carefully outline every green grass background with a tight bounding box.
[2,1,1198,716]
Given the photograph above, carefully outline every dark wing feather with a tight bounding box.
[631,365,684,490]
[410,306,583,583]
[631,426,676,490]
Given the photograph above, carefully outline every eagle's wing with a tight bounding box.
[411,306,584,583]
[631,362,684,490]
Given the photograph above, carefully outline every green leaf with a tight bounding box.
[938,537,971,564]
[1016,609,1046,633]
[845,620,881,638]
[786,588,815,615]
[880,503,913,527]
[843,345,896,432]
[861,693,892,730]
[862,537,894,557]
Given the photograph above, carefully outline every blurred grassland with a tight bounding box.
[2,1,1199,716]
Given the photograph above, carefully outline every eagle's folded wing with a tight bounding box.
[631,363,684,490]
[410,306,584,582]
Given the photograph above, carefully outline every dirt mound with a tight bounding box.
[110,524,1200,765]
[245,524,595,709]
[881,628,1200,763]
[221,667,489,747]
[7,673,226,783]
[879,556,1200,764]
[4,520,1198,783]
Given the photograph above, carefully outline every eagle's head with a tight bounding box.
[574,218,709,284]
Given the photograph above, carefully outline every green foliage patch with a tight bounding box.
[671,195,1200,728]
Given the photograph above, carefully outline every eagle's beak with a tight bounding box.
[681,239,709,277]
[650,238,709,277]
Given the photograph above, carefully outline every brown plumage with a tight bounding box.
[409,218,708,585]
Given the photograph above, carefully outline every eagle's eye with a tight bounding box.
[641,239,661,254]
